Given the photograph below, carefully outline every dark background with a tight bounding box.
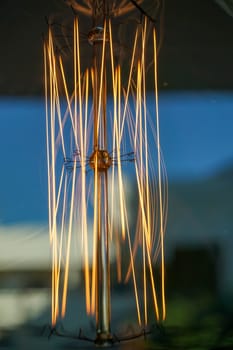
[1,0,233,95]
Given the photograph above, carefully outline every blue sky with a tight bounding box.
[0,91,233,224]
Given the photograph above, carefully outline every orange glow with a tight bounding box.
[44,17,168,327]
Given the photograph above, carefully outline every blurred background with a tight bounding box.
[0,0,233,349]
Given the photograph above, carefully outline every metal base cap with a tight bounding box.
[95,332,113,347]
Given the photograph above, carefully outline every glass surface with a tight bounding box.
[0,93,233,349]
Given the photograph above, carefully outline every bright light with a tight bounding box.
[44,14,168,331]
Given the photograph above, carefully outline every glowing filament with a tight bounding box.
[44,16,167,327]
